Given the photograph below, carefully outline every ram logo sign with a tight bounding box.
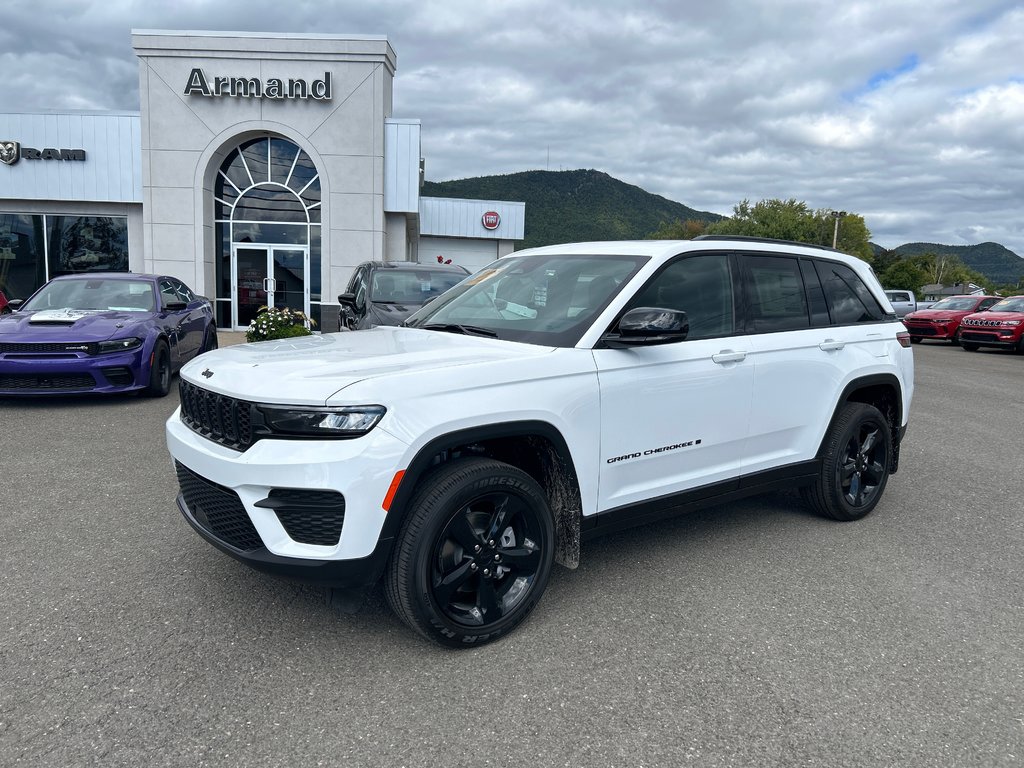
[0,141,86,165]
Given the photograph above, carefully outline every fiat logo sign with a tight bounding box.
[481,211,500,230]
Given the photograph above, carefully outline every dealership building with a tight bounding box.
[0,30,525,330]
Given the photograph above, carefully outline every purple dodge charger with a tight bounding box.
[0,273,217,397]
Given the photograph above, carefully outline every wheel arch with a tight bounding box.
[383,421,584,570]
[818,374,904,473]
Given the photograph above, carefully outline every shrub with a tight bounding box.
[245,306,315,343]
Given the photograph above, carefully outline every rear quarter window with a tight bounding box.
[817,261,887,324]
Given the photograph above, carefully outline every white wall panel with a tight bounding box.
[0,112,142,203]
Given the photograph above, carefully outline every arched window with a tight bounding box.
[213,136,322,327]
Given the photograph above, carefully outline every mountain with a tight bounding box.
[422,169,723,250]
[874,241,1024,286]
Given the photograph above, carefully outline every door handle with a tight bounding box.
[819,339,846,351]
[712,350,746,364]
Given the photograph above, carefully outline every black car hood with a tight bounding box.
[366,301,422,327]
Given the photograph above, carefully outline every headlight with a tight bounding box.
[932,318,952,323]
[98,337,143,354]
[257,405,386,437]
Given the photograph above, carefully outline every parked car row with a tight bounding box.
[902,294,1024,353]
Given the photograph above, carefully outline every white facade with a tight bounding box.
[0,30,523,329]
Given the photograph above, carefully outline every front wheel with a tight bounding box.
[802,403,892,521]
[961,342,979,352]
[910,336,921,344]
[385,458,555,647]
[144,340,171,397]
[201,325,219,354]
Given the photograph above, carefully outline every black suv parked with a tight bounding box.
[338,261,469,331]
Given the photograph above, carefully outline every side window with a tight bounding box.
[742,255,809,333]
[627,253,734,340]
[815,261,886,324]
[799,259,831,327]
[979,298,998,310]
[345,266,363,294]
[159,280,181,309]
[171,279,195,303]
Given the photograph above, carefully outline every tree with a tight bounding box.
[648,218,707,240]
[705,199,874,261]
[906,252,993,293]
[879,259,929,294]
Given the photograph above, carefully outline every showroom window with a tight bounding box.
[0,214,128,300]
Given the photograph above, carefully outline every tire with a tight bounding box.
[961,342,979,352]
[385,458,555,648]
[910,336,921,344]
[144,340,171,397]
[950,331,960,346]
[201,325,219,353]
[801,403,892,522]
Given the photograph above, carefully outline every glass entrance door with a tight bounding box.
[232,246,309,330]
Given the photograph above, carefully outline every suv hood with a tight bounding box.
[0,309,149,342]
[179,326,556,405]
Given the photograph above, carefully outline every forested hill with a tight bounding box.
[889,242,1024,285]
[422,169,723,250]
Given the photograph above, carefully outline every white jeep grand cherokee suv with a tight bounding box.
[167,237,913,647]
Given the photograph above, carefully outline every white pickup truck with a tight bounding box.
[885,290,933,316]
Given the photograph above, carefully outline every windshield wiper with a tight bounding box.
[419,322,499,338]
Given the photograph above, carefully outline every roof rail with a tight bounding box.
[692,235,841,253]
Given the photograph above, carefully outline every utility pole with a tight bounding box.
[831,210,846,249]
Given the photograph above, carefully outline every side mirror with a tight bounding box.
[8,299,23,311]
[601,307,689,348]
[338,292,356,306]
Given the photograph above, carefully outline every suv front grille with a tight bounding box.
[179,379,254,451]
[175,461,264,551]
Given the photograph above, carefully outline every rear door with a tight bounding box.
[743,255,891,473]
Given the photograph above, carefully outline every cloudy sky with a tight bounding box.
[3,0,1023,255]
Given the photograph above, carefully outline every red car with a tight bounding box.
[959,295,1024,352]
[0,290,10,315]
[903,295,1000,345]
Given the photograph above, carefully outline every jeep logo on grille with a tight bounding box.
[201,368,214,378]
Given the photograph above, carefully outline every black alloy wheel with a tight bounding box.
[145,340,171,397]
[802,402,892,521]
[202,325,219,353]
[386,458,554,647]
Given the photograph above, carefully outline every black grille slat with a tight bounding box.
[175,461,264,551]
[179,380,255,451]
[255,489,346,546]
[0,342,98,355]
[0,373,96,390]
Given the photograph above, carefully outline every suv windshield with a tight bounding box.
[989,297,1024,313]
[370,269,467,305]
[404,253,648,346]
[929,297,979,311]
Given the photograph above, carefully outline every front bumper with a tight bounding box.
[0,347,147,395]
[959,330,1023,348]
[166,408,410,585]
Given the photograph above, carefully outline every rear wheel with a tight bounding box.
[802,403,892,521]
[386,458,555,647]
[144,340,171,397]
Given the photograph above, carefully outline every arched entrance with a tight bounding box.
[214,135,322,329]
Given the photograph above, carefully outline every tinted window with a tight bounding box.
[743,256,808,332]
[800,259,831,327]
[979,298,999,310]
[816,261,886,324]
[627,254,734,340]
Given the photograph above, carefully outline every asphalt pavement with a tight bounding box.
[1,337,1022,767]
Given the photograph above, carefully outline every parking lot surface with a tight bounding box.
[1,339,1022,767]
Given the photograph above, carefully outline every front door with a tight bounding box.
[232,246,309,330]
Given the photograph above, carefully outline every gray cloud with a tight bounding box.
[3,0,1023,258]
